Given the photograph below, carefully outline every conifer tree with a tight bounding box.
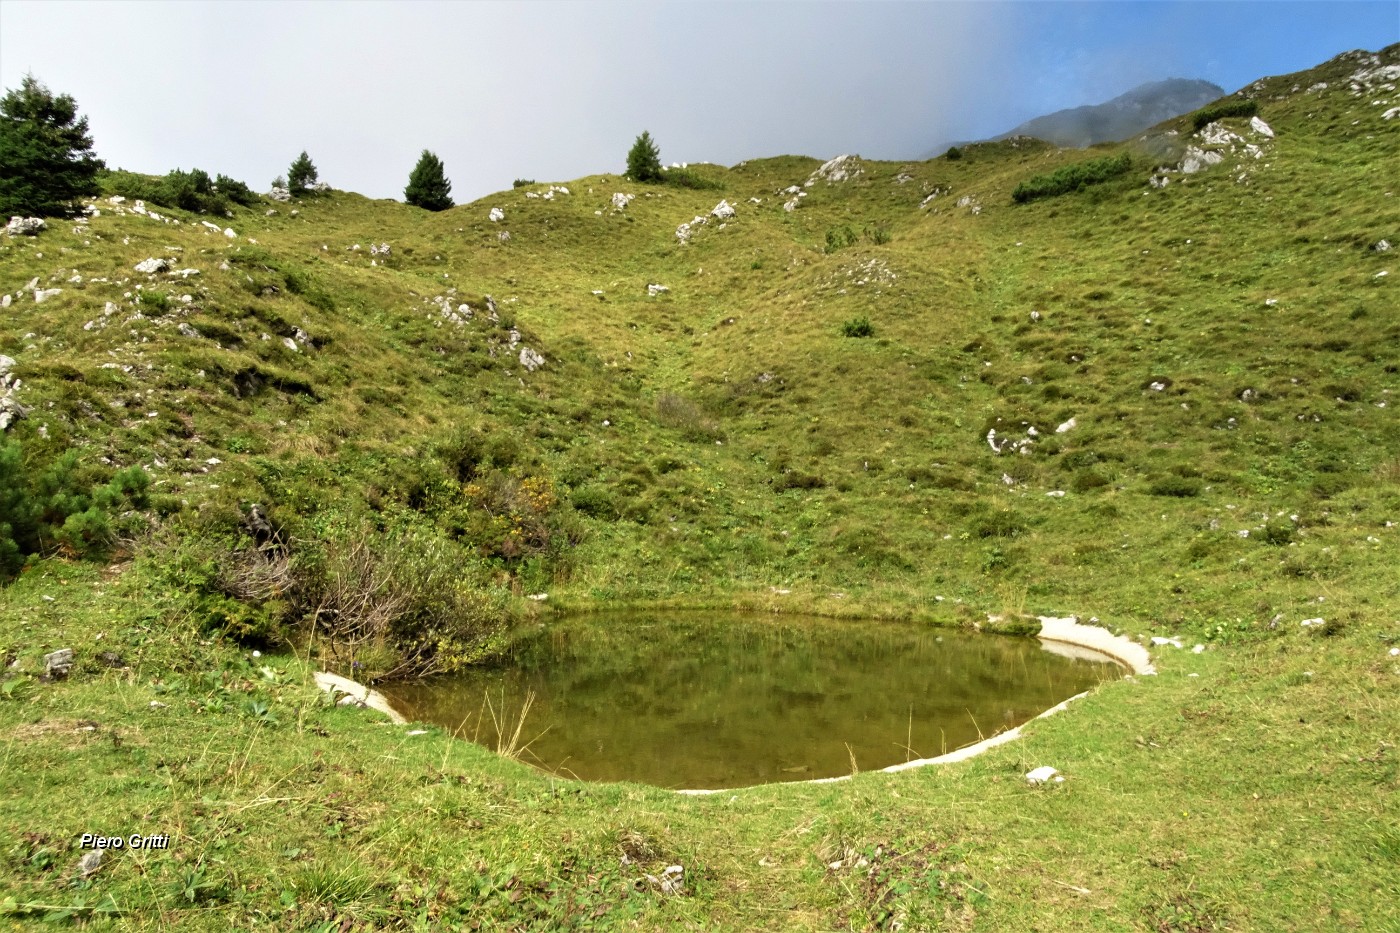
[288,151,319,193]
[0,75,104,217]
[404,149,454,211]
[625,131,663,183]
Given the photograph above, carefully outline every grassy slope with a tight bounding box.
[1,46,1398,929]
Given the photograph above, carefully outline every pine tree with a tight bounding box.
[404,150,454,211]
[288,151,319,193]
[0,75,104,217]
[625,131,663,183]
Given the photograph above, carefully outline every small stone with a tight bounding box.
[647,283,669,296]
[1300,618,1324,627]
[1026,766,1060,784]
[77,850,103,879]
[44,648,75,679]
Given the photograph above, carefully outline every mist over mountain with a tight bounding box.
[929,78,1226,155]
[1005,77,1226,147]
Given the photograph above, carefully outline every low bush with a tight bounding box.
[512,178,536,188]
[841,316,875,338]
[100,166,260,214]
[1012,153,1132,204]
[945,146,963,160]
[1,436,150,577]
[661,167,723,191]
[1149,476,1203,497]
[825,226,858,253]
[1191,98,1258,131]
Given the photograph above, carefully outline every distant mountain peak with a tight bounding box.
[996,78,1225,149]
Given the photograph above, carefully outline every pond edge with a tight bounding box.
[312,614,1156,793]
[676,614,1155,795]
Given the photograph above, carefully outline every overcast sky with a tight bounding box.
[2,1,1396,204]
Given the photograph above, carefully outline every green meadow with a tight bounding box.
[1,45,1397,930]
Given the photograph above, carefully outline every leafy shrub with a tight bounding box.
[512,178,536,188]
[1012,153,1132,204]
[570,486,619,520]
[215,174,259,206]
[1070,468,1110,492]
[868,224,891,245]
[1191,98,1258,131]
[100,166,260,214]
[661,167,723,191]
[973,510,1024,538]
[825,226,858,253]
[841,316,875,338]
[1149,476,1203,497]
[773,471,825,491]
[944,146,963,160]
[0,437,150,577]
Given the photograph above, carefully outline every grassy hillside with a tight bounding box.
[1,46,1397,930]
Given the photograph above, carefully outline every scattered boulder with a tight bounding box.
[1374,239,1393,252]
[33,288,61,303]
[519,347,545,372]
[44,648,75,679]
[611,192,634,211]
[1179,147,1224,174]
[489,207,504,222]
[177,323,201,339]
[1026,766,1062,785]
[647,283,669,296]
[134,258,169,274]
[805,154,863,186]
[268,186,292,202]
[0,355,14,376]
[1055,417,1077,434]
[1249,116,1274,138]
[5,216,45,236]
[710,199,736,220]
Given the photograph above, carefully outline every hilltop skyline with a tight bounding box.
[1,1,1396,203]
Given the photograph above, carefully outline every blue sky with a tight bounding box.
[1,1,1395,203]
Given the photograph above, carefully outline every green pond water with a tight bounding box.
[379,613,1122,789]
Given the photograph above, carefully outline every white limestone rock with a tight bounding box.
[1026,766,1061,785]
[805,154,864,186]
[710,199,736,220]
[1179,147,1223,174]
[134,258,169,274]
[489,207,504,222]
[1249,116,1274,137]
[519,347,545,372]
[5,216,46,236]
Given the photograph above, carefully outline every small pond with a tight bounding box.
[379,612,1122,789]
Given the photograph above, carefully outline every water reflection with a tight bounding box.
[379,612,1121,789]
